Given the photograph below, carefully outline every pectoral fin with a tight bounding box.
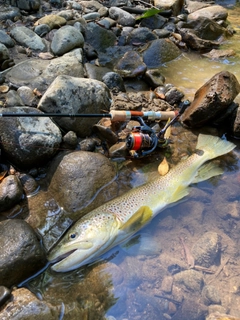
[120,206,153,233]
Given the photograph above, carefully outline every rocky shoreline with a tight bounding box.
[0,0,240,318]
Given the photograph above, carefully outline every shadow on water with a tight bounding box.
[20,3,240,320]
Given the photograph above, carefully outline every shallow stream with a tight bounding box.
[22,2,240,319]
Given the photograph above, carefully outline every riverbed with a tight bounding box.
[13,2,240,320]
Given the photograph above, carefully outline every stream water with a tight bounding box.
[22,3,240,320]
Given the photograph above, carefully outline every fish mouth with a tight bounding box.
[48,249,77,264]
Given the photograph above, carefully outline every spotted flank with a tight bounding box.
[48,134,236,272]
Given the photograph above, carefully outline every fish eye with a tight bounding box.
[69,233,76,239]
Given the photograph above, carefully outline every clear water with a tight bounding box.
[22,3,240,320]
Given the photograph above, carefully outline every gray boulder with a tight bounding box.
[142,39,181,68]
[0,219,46,287]
[10,26,47,51]
[0,107,62,169]
[38,75,112,137]
[51,25,84,56]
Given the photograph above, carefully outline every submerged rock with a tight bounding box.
[191,231,221,268]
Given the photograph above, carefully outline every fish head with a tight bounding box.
[47,212,120,272]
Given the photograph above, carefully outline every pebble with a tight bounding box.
[0,286,11,307]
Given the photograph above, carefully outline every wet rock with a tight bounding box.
[0,107,62,169]
[0,175,23,212]
[178,29,220,50]
[114,51,147,78]
[142,39,181,68]
[48,150,117,215]
[102,72,126,92]
[231,105,240,138]
[165,86,184,105]
[202,285,221,306]
[207,313,240,320]
[17,86,38,107]
[10,0,41,11]
[80,0,103,11]
[35,14,67,30]
[83,12,101,20]
[172,298,208,320]
[0,219,46,287]
[62,130,78,149]
[51,25,84,56]
[139,14,167,29]
[19,174,39,197]
[154,0,183,16]
[38,75,112,137]
[181,71,240,127]
[5,90,24,107]
[202,49,236,60]
[174,269,204,292]
[0,44,10,68]
[0,30,15,48]
[191,231,221,268]
[178,17,227,41]
[85,22,117,52]
[188,5,228,21]
[34,24,51,37]
[10,26,47,52]
[0,287,59,320]
[144,69,165,88]
[0,6,21,21]
[161,276,173,293]
[5,51,84,92]
[186,1,211,14]
[126,27,158,45]
[109,7,136,27]
[84,63,112,81]
[0,286,11,307]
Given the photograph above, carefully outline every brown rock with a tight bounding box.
[0,288,59,320]
[181,71,240,127]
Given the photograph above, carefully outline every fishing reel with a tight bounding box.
[125,101,190,158]
[126,116,159,158]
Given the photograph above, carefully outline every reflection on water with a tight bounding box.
[23,4,240,320]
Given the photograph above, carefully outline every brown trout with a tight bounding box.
[48,134,235,272]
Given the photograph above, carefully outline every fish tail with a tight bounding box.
[196,134,236,159]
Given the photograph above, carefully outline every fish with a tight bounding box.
[48,134,236,272]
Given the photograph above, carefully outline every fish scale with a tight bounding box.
[48,134,236,272]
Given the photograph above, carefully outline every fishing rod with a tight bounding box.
[0,110,177,121]
[0,105,190,158]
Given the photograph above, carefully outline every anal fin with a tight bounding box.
[170,186,189,203]
[192,162,223,184]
